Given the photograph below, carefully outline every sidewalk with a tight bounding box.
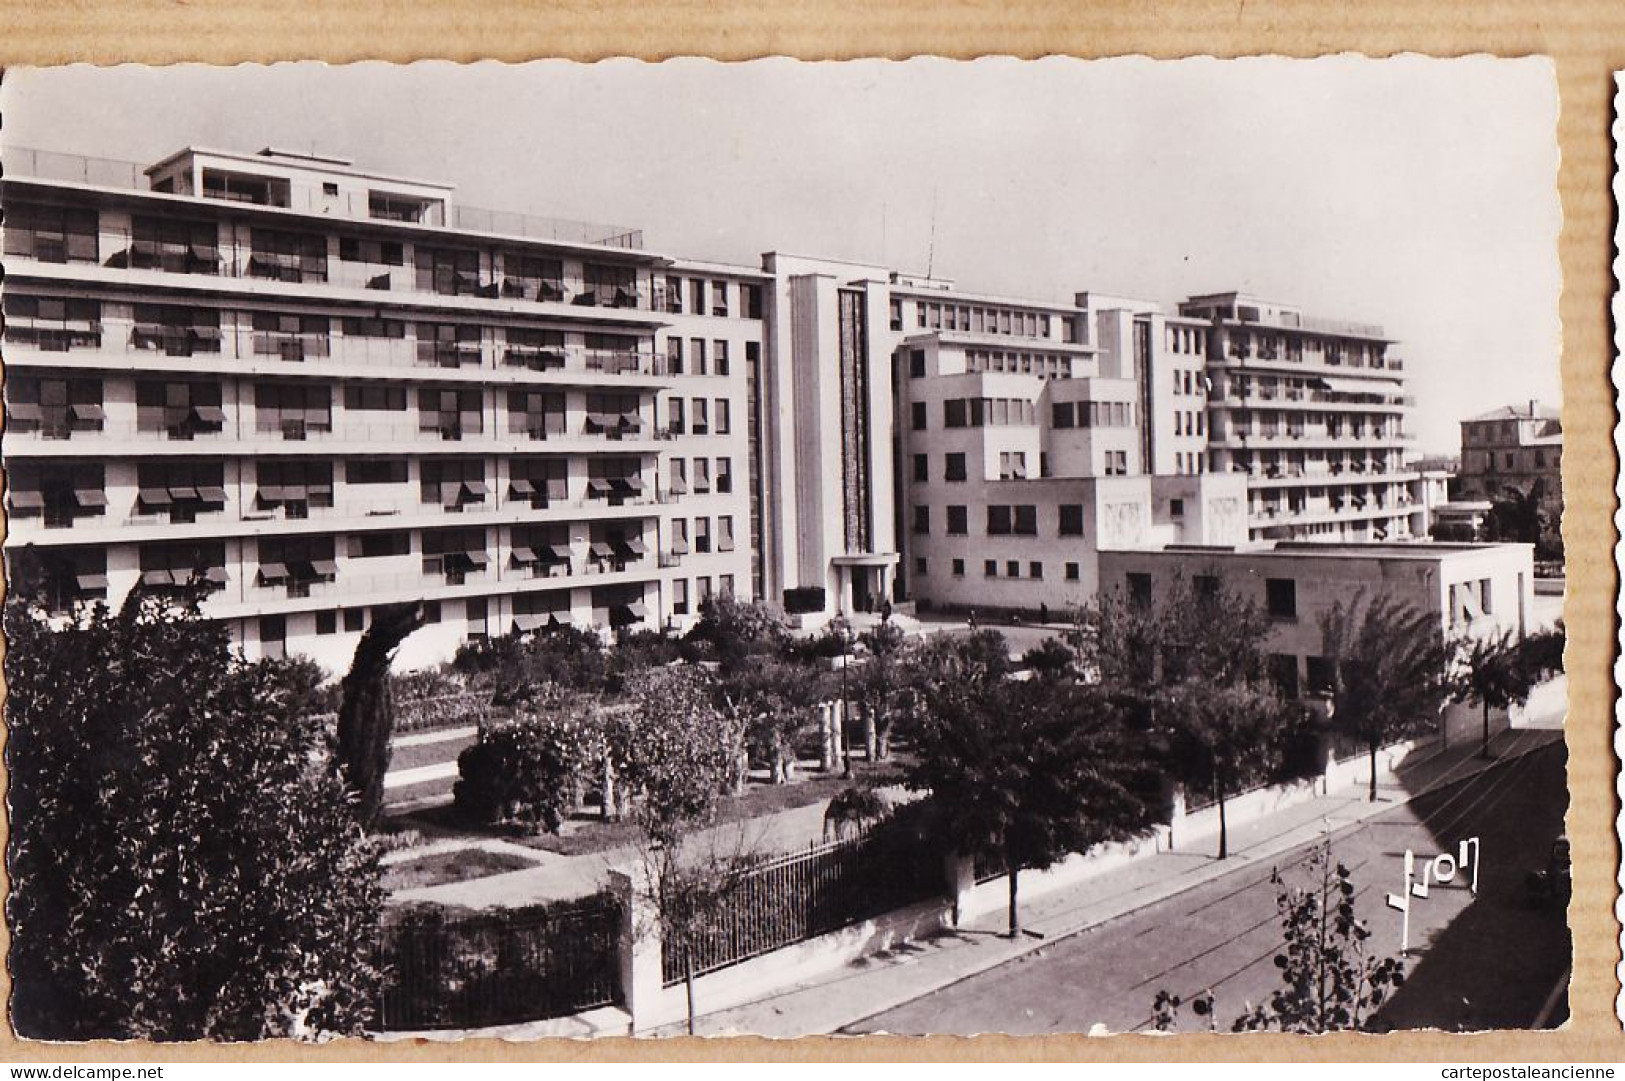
[646,724,1563,1039]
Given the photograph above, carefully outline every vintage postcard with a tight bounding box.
[0,56,1571,1044]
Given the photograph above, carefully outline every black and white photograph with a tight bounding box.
[0,57,1570,1042]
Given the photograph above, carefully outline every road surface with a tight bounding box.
[845,740,1570,1035]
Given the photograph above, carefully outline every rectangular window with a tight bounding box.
[913,505,930,535]
[1065,562,1080,581]
[691,338,708,375]
[912,402,928,431]
[715,398,731,435]
[1029,561,1043,579]
[1013,505,1038,535]
[673,578,690,616]
[952,558,965,578]
[690,397,709,434]
[909,349,926,378]
[1006,560,1020,578]
[5,202,101,264]
[718,516,736,552]
[715,457,733,494]
[944,453,968,483]
[711,281,729,317]
[695,517,712,554]
[1127,572,1153,609]
[1266,578,1298,620]
[987,506,1013,535]
[1270,654,1301,698]
[1059,504,1085,536]
[714,340,731,376]
[1305,655,1336,696]
[346,459,408,485]
[984,560,997,578]
[944,399,968,428]
[915,557,927,576]
[913,454,929,483]
[350,531,410,559]
[947,505,968,535]
[667,337,684,375]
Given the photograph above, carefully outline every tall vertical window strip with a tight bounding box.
[837,289,872,553]
[746,342,764,599]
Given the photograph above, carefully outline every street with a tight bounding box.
[844,739,1570,1035]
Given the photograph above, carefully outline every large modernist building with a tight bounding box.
[3,146,758,670]
[5,144,1476,670]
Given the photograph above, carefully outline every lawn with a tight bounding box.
[384,755,910,859]
[382,847,541,891]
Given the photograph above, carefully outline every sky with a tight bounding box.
[0,57,1561,455]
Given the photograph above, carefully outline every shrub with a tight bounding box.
[453,707,595,833]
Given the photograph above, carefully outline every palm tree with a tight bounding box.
[1452,627,1535,758]
[1319,593,1453,802]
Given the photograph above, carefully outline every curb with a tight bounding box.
[715,729,1561,1037]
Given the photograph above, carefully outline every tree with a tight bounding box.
[610,665,750,1033]
[686,593,790,673]
[335,600,427,830]
[716,655,827,783]
[1452,627,1536,759]
[1154,841,1404,1033]
[1161,678,1295,859]
[607,665,744,846]
[853,613,910,760]
[906,667,1152,937]
[1320,593,1453,801]
[1485,480,1546,546]
[5,590,383,1040]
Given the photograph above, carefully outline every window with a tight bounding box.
[346,459,408,485]
[1059,504,1085,537]
[944,399,968,428]
[349,531,410,559]
[1169,498,1185,517]
[317,610,338,636]
[695,517,712,554]
[1270,654,1300,698]
[718,516,736,552]
[693,457,711,493]
[715,457,733,494]
[135,380,223,438]
[667,337,684,375]
[1193,574,1220,598]
[909,349,926,378]
[715,399,732,435]
[415,245,480,296]
[344,609,365,633]
[259,616,287,660]
[1052,401,1075,429]
[1065,562,1080,581]
[1013,506,1038,535]
[1106,450,1129,476]
[742,283,763,320]
[1305,656,1336,696]
[1029,561,1043,579]
[1127,572,1153,609]
[338,236,404,266]
[711,281,729,317]
[1006,560,1020,578]
[691,397,710,434]
[132,304,222,356]
[691,338,708,375]
[343,384,407,412]
[984,560,997,578]
[3,295,102,352]
[714,341,731,376]
[952,558,965,577]
[254,460,335,516]
[128,216,219,274]
[249,228,327,283]
[417,387,483,438]
[944,453,968,483]
[915,557,927,576]
[4,202,100,264]
[947,505,968,535]
[987,506,1013,535]
[673,578,690,615]
[690,279,705,313]
[891,299,904,331]
[912,402,927,431]
[419,459,488,510]
[255,383,331,436]
[1265,578,1297,620]
[913,506,930,535]
[913,454,929,482]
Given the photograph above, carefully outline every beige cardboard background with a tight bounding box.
[0,0,1615,1062]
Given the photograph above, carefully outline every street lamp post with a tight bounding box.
[833,612,853,780]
